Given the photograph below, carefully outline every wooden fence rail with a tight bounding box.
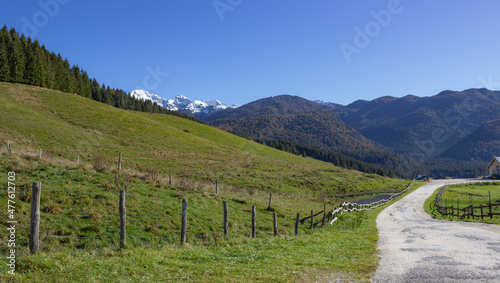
[25,179,414,250]
[326,180,414,225]
[435,185,500,219]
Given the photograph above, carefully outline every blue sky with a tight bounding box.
[2,1,500,106]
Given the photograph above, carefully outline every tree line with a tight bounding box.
[0,25,201,122]
[254,138,392,177]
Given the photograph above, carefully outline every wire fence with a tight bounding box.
[1,143,417,254]
[0,179,416,256]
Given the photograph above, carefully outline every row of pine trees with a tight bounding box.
[0,25,199,121]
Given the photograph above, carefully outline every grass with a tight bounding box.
[0,82,416,281]
[0,153,417,282]
[0,82,406,197]
[5,205,389,282]
[424,181,500,225]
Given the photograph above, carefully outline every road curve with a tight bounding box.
[371,180,500,282]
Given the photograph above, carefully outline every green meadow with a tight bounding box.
[424,181,500,225]
[0,82,413,282]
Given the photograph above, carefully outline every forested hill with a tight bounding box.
[203,94,331,121]
[330,89,500,157]
[0,26,199,122]
[210,108,379,156]
[439,118,500,161]
[206,95,408,177]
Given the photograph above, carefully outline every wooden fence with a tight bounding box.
[3,143,415,253]
[325,180,414,224]
[22,180,414,254]
[434,184,500,219]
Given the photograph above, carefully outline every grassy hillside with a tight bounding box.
[0,82,405,196]
[0,82,411,281]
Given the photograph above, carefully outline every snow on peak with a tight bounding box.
[131,89,167,108]
[130,89,239,114]
[314,100,343,108]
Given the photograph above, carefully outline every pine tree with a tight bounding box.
[56,58,72,92]
[8,30,26,83]
[71,65,82,95]
[0,25,11,81]
[80,70,92,98]
[24,38,44,86]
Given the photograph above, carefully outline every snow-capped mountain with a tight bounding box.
[313,100,343,108]
[131,89,169,108]
[130,90,239,115]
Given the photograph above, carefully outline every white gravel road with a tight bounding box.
[371,180,500,282]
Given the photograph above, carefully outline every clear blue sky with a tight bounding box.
[2,1,500,106]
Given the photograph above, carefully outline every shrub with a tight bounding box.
[92,154,111,172]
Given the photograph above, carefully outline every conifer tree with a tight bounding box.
[56,58,72,92]
[24,38,44,86]
[0,25,11,81]
[42,46,56,89]
[8,30,26,83]
[80,70,92,98]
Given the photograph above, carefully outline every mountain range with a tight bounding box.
[199,88,500,177]
[130,89,239,115]
[329,88,500,159]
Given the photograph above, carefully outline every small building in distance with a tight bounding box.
[487,156,500,178]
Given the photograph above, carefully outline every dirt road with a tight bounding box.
[371,180,500,282]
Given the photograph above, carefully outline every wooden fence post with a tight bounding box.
[223,201,228,236]
[29,182,41,254]
[322,203,326,226]
[268,193,272,209]
[118,152,122,171]
[216,180,219,196]
[471,195,475,219]
[181,199,187,245]
[310,210,314,229]
[273,212,278,236]
[39,148,42,159]
[489,191,493,219]
[7,140,11,155]
[169,168,172,185]
[119,190,126,247]
[252,206,256,239]
[480,203,484,219]
[295,213,300,236]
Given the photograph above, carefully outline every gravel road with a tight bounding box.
[371,180,500,282]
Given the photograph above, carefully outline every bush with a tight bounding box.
[92,154,112,172]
